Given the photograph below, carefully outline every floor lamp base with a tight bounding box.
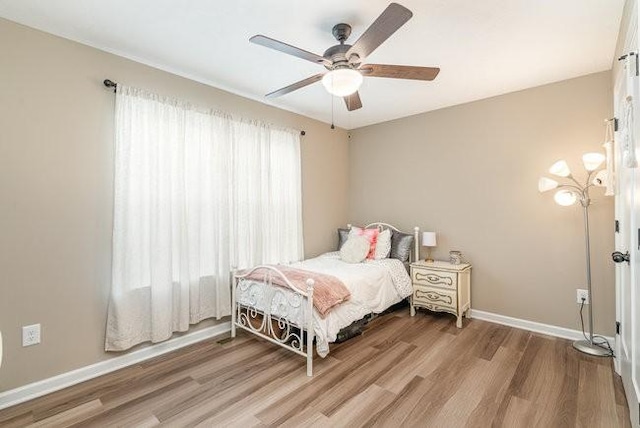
[572,339,612,357]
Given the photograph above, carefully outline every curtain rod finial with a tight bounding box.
[103,79,117,92]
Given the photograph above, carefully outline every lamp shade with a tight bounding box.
[593,169,608,186]
[549,160,571,177]
[321,69,363,97]
[422,232,437,247]
[554,190,577,206]
[538,177,559,193]
[582,152,605,171]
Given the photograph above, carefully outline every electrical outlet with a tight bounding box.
[576,289,590,304]
[22,324,41,347]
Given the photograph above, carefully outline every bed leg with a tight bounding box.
[231,268,237,339]
[306,278,315,377]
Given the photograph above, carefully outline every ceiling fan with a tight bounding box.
[249,3,440,111]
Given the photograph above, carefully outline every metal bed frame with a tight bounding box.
[230,222,420,376]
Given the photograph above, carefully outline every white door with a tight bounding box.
[614,8,640,426]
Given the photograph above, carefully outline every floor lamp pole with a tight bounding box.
[572,199,610,356]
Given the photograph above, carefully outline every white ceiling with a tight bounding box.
[0,0,624,129]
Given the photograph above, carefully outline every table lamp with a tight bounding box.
[422,232,437,263]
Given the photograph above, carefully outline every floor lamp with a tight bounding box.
[538,153,612,357]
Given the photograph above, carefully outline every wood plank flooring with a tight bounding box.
[0,309,631,427]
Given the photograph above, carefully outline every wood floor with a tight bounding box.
[0,309,631,427]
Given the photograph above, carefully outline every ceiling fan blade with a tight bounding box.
[265,73,325,98]
[250,35,330,66]
[344,92,363,111]
[346,3,413,61]
[360,64,440,81]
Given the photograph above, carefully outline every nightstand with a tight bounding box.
[410,260,472,328]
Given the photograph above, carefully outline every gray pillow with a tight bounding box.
[390,231,414,262]
[337,228,350,250]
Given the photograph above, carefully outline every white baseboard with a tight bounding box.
[0,322,231,410]
[0,310,616,411]
[469,309,615,344]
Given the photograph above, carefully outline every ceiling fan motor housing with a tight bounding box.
[323,44,355,69]
[327,23,361,68]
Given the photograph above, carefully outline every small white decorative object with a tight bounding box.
[624,55,638,169]
[602,140,615,195]
[623,97,638,169]
[593,169,608,187]
[449,250,462,265]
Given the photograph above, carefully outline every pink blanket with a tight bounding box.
[242,266,351,318]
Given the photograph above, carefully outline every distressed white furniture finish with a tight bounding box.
[410,260,472,328]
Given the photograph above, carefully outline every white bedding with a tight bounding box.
[235,252,412,357]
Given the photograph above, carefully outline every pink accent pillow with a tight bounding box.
[349,227,379,259]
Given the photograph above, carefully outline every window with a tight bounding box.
[105,86,303,351]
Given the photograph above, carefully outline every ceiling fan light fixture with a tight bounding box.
[322,69,363,97]
[250,3,439,111]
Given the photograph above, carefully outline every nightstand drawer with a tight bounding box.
[411,268,458,290]
[413,285,457,311]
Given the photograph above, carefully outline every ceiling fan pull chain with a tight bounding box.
[331,94,335,129]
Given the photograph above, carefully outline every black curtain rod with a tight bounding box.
[103,78,306,136]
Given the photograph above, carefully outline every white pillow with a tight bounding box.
[340,235,371,264]
[374,229,392,259]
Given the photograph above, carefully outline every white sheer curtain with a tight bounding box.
[106,86,303,351]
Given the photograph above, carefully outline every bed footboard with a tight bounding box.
[231,266,315,376]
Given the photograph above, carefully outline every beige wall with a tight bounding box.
[0,14,618,394]
[349,72,615,335]
[0,18,348,392]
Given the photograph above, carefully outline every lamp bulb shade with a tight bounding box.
[554,190,578,206]
[593,169,608,186]
[582,152,606,171]
[321,69,363,97]
[538,177,559,193]
[422,232,437,247]
[549,160,571,177]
